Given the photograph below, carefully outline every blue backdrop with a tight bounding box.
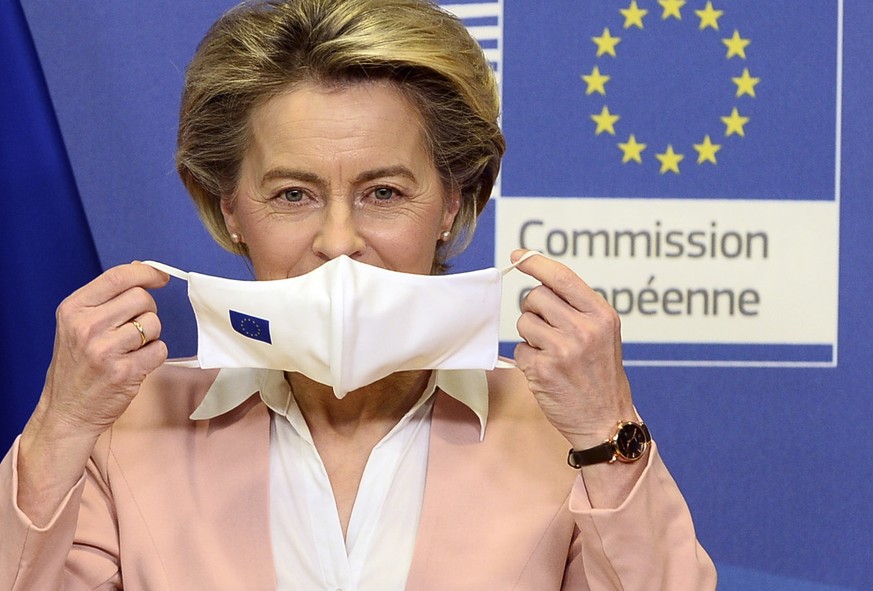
[1,1,870,589]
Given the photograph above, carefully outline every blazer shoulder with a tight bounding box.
[486,366,550,421]
[114,362,220,430]
[484,366,571,454]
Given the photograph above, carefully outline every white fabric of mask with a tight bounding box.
[144,253,536,399]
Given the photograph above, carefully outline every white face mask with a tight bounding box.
[144,254,533,398]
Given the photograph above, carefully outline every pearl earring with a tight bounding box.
[230,232,242,244]
[440,230,450,241]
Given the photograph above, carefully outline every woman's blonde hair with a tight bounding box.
[176,0,504,272]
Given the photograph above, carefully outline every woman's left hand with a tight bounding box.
[511,249,636,452]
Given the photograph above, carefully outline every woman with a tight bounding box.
[1,0,716,589]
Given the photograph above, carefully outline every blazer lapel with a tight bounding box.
[405,390,484,589]
[194,394,276,589]
[108,372,278,590]
[403,383,578,591]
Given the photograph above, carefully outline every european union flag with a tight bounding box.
[501,0,839,200]
[229,310,272,345]
[0,1,103,450]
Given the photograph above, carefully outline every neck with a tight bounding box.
[287,370,432,437]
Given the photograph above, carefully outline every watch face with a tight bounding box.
[614,422,649,461]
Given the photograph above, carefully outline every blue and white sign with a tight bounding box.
[464,1,843,366]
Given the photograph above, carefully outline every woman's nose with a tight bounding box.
[311,202,366,260]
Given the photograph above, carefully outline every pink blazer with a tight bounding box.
[1,365,716,589]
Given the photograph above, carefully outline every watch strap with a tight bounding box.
[567,442,614,468]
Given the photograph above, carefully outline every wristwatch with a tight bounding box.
[567,421,651,468]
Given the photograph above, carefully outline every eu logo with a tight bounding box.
[499,0,839,201]
[229,310,272,345]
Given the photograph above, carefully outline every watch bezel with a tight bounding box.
[611,421,651,463]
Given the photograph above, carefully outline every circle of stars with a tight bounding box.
[582,0,761,175]
[238,317,264,339]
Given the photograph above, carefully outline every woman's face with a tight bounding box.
[221,81,459,280]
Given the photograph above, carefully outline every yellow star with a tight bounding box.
[620,1,648,29]
[655,145,684,174]
[721,107,750,137]
[695,1,723,30]
[723,30,751,59]
[581,66,610,96]
[592,28,621,57]
[732,68,761,97]
[693,135,722,164]
[618,134,647,163]
[658,0,686,20]
[591,106,620,136]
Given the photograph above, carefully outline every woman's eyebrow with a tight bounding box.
[354,165,418,184]
[261,167,326,189]
[260,165,417,188]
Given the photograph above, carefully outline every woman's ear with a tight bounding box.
[220,197,240,238]
[442,189,462,233]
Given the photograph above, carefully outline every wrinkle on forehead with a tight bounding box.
[242,81,437,197]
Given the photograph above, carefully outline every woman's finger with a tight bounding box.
[129,337,170,376]
[98,286,159,331]
[72,263,169,308]
[118,311,162,353]
[516,309,550,350]
[511,249,599,313]
[521,284,580,331]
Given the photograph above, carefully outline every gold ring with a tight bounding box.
[131,319,148,348]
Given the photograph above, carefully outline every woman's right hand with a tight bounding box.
[17,262,169,525]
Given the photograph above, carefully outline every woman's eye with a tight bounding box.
[373,187,395,200]
[280,188,305,203]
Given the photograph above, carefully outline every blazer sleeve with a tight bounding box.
[0,436,122,590]
[563,442,718,590]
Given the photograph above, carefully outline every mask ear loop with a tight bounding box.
[141,260,190,281]
[493,250,546,368]
[500,250,543,276]
[140,261,201,368]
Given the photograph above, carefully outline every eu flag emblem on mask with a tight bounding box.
[229,310,272,345]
